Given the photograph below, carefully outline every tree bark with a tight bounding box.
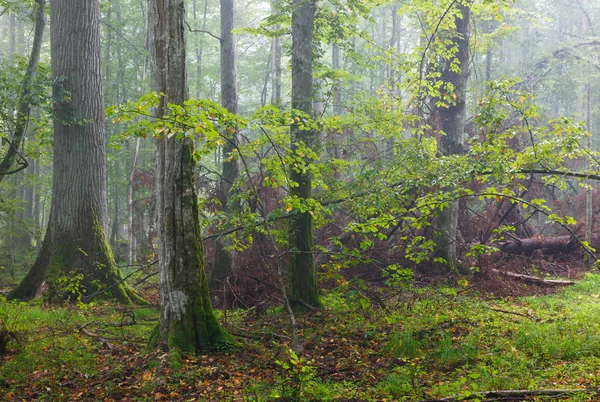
[128,137,141,265]
[432,2,471,273]
[8,0,141,304]
[272,25,282,106]
[288,0,321,311]
[210,0,240,290]
[146,0,226,355]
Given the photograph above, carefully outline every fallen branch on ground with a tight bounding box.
[491,268,577,286]
[418,387,595,401]
[78,324,113,350]
[489,307,536,320]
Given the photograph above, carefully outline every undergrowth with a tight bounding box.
[2,274,600,400]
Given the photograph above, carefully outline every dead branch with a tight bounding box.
[494,235,578,255]
[489,307,536,320]
[78,325,113,350]
[228,329,291,341]
[418,388,594,401]
[491,268,576,286]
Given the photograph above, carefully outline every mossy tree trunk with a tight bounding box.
[288,0,321,311]
[432,2,471,273]
[8,0,141,304]
[147,0,226,355]
[210,0,240,290]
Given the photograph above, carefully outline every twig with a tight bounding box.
[184,20,220,41]
[228,329,291,341]
[132,270,159,287]
[78,324,113,350]
[489,307,535,320]
[83,260,157,303]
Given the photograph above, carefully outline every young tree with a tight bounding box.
[8,0,141,303]
[288,0,321,310]
[431,2,471,273]
[146,0,226,355]
[210,0,240,289]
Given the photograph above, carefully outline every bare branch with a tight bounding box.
[184,19,220,41]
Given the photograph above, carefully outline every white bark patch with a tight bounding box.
[170,290,188,319]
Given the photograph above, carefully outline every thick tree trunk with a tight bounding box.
[147,0,226,355]
[288,0,321,311]
[210,0,240,290]
[9,0,140,304]
[432,2,471,273]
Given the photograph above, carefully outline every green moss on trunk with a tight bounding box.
[9,211,145,305]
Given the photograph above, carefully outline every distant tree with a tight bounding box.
[288,0,321,311]
[8,0,141,303]
[0,0,45,182]
[210,0,240,290]
[146,0,227,355]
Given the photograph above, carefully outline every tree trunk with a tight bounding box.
[32,159,41,248]
[8,0,141,304]
[9,12,15,56]
[192,0,208,98]
[584,83,593,269]
[210,0,240,290]
[288,0,321,311]
[128,138,141,265]
[146,0,226,355]
[0,0,45,181]
[432,2,471,273]
[272,25,282,106]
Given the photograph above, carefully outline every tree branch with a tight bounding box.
[184,20,220,41]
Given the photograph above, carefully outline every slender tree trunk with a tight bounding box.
[584,83,593,269]
[32,159,41,248]
[211,0,240,290]
[128,138,141,265]
[432,2,471,273]
[272,25,282,106]
[261,41,272,107]
[288,0,321,311]
[9,12,15,56]
[146,0,226,355]
[0,0,45,181]
[193,0,209,98]
[330,43,343,179]
[22,172,34,249]
[9,0,141,304]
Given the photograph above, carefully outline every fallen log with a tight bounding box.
[494,235,578,255]
[491,268,576,286]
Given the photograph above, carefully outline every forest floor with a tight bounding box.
[2,259,600,401]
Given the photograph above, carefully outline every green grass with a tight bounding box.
[3,275,600,400]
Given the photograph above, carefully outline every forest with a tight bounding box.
[1,0,600,400]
